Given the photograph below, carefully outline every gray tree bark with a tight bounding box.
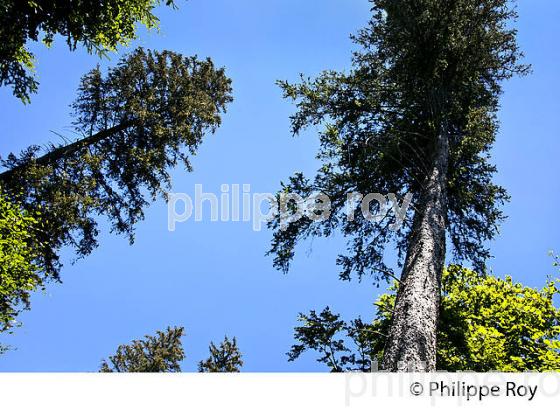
[381,125,449,372]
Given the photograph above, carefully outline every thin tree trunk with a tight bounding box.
[0,121,135,184]
[382,124,449,372]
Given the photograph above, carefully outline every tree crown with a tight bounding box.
[0,0,177,102]
[269,0,528,280]
[1,48,233,281]
[100,326,185,372]
[198,336,244,373]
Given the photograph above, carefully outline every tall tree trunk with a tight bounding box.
[382,125,449,372]
[0,121,136,184]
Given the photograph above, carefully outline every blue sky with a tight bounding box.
[0,0,559,371]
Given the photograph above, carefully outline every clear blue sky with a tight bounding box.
[0,0,558,371]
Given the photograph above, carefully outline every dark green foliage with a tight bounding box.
[0,0,177,102]
[288,307,379,372]
[0,47,233,284]
[100,329,244,373]
[100,326,185,372]
[290,266,560,372]
[198,336,243,373]
[269,0,528,281]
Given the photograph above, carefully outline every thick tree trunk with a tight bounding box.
[382,125,449,372]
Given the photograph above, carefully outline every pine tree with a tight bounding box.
[288,307,374,372]
[0,48,232,323]
[100,327,185,372]
[198,336,243,373]
[100,330,244,373]
[269,0,528,370]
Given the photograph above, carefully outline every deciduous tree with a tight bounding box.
[0,191,45,343]
[289,266,560,372]
[0,0,177,102]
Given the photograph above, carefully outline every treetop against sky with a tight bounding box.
[0,0,558,371]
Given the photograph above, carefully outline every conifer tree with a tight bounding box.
[0,48,232,327]
[100,326,185,372]
[198,336,243,373]
[269,0,528,370]
[100,329,244,373]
